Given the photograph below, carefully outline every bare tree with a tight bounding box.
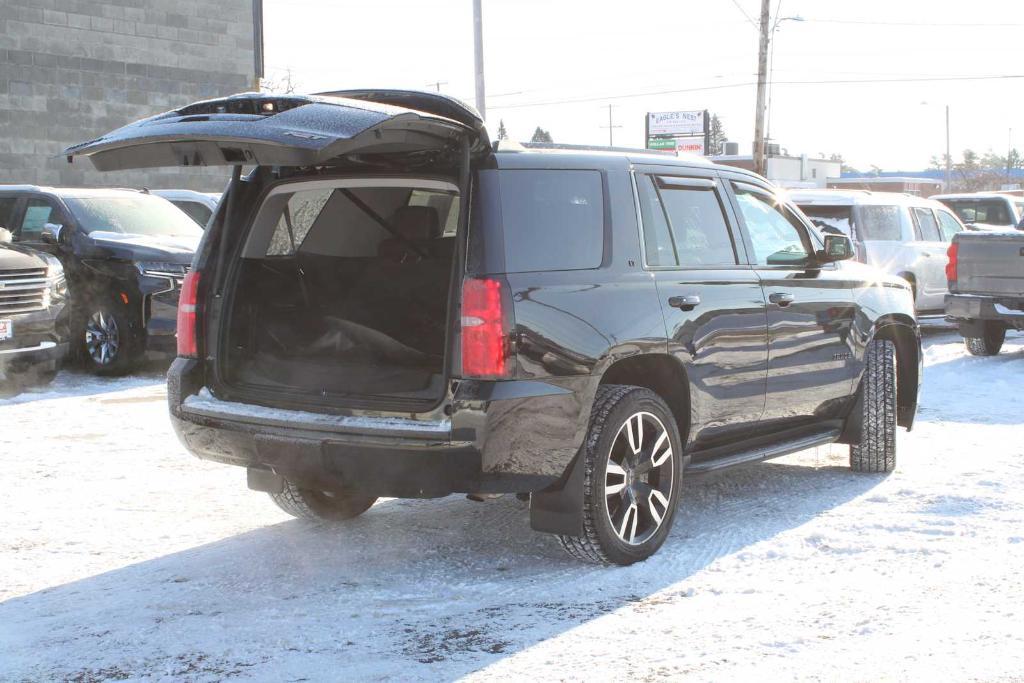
[261,68,299,95]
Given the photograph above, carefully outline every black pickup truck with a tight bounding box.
[0,228,68,396]
[67,90,922,565]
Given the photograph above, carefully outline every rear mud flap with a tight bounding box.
[529,450,585,536]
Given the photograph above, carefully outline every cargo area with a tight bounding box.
[220,178,460,406]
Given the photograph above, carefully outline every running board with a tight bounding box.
[685,428,841,475]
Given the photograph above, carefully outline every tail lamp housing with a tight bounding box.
[460,277,512,379]
[945,242,958,287]
[177,271,200,358]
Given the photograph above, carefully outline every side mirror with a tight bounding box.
[819,234,854,262]
[41,222,64,245]
[0,227,11,244]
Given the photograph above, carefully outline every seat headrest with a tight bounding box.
[391,205,440,242]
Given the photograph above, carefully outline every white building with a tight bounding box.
[710,153,842,189]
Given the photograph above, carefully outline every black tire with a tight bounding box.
[81,305,142,375]
[964,321,1005,357]
[558,385,684,566]
[270,479,378,521]
[850,339,897,473]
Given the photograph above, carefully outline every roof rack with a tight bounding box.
[504,141,675,156]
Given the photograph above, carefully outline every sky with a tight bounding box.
[262,0,1023,172]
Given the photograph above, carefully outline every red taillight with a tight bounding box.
[177,271,200,358]
[945,242,958,285]
[460,277,510,378]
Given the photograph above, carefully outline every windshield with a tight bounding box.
[798,205,854,239]
[942,199,1014,226]
[65,195,204,238]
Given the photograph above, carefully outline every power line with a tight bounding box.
[728,0,759,28]
[802,18,1024,27]
[488,74,1024,110]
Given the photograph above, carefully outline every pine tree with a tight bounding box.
[497,119,508,140]
[530,126,553,144]
[707,114,726,155]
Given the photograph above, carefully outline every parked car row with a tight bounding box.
[0,185,219,396]
[6,89,1017,567]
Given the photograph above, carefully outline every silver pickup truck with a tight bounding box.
[945,230,1024,355]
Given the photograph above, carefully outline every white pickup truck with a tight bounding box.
[945,230,1024,355]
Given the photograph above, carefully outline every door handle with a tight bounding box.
[769,292,795,307]
[668,295,701,311]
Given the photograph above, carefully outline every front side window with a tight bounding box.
[733,185,811,267]
[911,207,941,242]
[498,169,604,273]
[855,205,902,241]
[18,198,59,241]
[65,195,203,238]
[936,210,962,242]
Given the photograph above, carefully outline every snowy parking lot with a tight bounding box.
[1,328,1023,681]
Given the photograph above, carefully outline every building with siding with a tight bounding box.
[0,0,261,191]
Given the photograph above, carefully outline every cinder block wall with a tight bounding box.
[0,0,256,191]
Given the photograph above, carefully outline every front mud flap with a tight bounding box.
[529,450,585,536]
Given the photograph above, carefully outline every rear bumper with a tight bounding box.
[167,358,590,497]
[945,294,1024,331]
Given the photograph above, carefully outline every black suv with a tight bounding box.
[68,91,922,565]
[0,186,202,373]
[0,228,68,395]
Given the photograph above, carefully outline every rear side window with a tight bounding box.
[636,176,676,266]
[498,169,604,272]
[652,177,737,267]
[911,207,941,242]
[172,200,213,227]
[0,197,17,229]
[936,210,962,241]
[856,205,902,241]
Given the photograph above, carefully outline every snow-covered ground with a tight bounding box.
[1,329,1023,681]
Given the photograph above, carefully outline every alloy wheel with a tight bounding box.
[85,311,120,365]
[604,411,675,545]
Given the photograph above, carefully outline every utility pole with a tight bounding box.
[753,0,771,177]
[1008,127,1013,186]
[426,80,448,93]
[473,0,486,120]
[945,105,951,191]
[600,104,622,146]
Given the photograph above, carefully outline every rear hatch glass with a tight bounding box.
[943,199,1015,227]
[797,205,854,239]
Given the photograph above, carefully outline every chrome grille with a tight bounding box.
[0,267,49,314]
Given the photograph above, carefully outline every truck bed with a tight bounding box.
[952,231,1024,297]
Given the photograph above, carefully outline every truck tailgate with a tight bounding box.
[955,232,1024,297]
